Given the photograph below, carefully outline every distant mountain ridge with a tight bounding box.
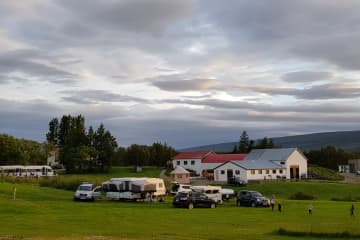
[179,130,360,153]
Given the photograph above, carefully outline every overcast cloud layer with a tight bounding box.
[1,0,360,148]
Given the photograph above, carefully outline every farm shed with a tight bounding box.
[214,148,307,182]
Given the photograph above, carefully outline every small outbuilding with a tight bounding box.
[171,166,190,184]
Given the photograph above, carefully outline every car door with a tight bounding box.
[197,193,209,207]
[240,191,251,205]
[92,186,102,199]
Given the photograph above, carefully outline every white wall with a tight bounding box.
[286,150,308,179]
[172,159,202,174]
[214,163,246,182]
[246,168,286,181]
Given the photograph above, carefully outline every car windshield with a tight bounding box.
[177,192,189,197]
[78,185,92,191]
[252,192,263,197]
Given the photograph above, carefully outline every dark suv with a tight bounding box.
[173,191,217,209]
[236,190,270,207]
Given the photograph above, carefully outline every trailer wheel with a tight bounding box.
[188,203,194,209]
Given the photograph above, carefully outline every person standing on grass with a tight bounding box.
[308,203,313,215]
[350,204,355,217]
[270,195,275,211]
[278,201,282,212]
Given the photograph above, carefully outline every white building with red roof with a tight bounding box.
[172,151,246,176]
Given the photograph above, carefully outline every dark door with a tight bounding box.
[227,169,233,179]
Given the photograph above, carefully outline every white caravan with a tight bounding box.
[191,185,223,203]
[0,165,55,177]
[102,177,166,201]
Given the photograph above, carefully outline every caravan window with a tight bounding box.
[159,183,163,188]
[109,184,118,192]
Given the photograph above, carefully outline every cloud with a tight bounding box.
[282,71,333,83]
[60,90,148,104]
[0,50,77,84]
[56,0,192,34]
[153,77,218,92]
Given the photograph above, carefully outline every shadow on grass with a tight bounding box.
[276,228,360,238]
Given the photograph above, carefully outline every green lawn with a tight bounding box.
[1,181,360,240]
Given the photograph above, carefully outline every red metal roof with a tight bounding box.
[201,153,247,163]
[173,151,212,160]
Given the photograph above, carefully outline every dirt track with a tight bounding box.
[340,173,360,184]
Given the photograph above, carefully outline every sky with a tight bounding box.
[1,0,360,149]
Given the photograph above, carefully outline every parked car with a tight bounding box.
[173,191,217,209]
[220,188,236,201]
[74,183,102,201]
[356,170,360,175]
[236,190,270,207]
[227,177,246,186]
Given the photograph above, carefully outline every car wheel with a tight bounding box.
[251,202,256,207]
[188,203,194,209]
[210,203,216,209]
[236,200,241,206]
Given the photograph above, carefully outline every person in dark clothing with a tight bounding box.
[278,201,282,212]
[350,204,355,217]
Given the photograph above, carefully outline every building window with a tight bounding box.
[184,161,188,165]
[235,170,240,175]
[176,161,180,165]
[178,174,182,178]
[251,170,255,175]
[279,169,283,174]
[266,170,269,174]
[258,169,262,174]
[221,170,225,174]
[272,169,276,174]
[191,160,195,165]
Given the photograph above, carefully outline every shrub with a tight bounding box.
[330,196,360,202]
[288,191,315,200]
[39,176,97,191]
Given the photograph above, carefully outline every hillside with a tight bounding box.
[180,130,360,152]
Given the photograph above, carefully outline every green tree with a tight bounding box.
[125,144,150,166]
[93,124,118,172]
[239,131,250,153]
[46,118,59,146]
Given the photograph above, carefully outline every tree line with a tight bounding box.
[46,115,118,173]
[232,130,276,153]
[304,146,360,170]
[112,143,177,167]
[47,115,178,172]
[0,134,49,165]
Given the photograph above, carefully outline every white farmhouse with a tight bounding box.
[214,148,308,183]
[172,151,246,176]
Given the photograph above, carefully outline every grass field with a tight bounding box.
[1,178,360,240]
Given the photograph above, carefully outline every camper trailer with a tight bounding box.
[102,177,166,201]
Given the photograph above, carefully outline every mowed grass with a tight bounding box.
[1,180,360,239]
[62,166,162,184]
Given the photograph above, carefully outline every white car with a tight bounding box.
[220,188,236,201]
[74,183,102,201]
